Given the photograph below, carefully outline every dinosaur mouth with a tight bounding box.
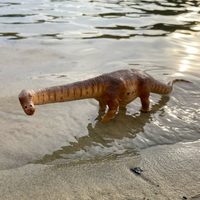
[24,107,35,115]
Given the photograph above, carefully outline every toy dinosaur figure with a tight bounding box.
[19,69,191,123]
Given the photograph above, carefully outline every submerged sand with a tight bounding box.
[1,37,200,200]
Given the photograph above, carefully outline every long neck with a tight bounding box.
[31,77,106,105]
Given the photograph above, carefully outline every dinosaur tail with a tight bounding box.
[167,79,192,86]
[151,79,192,94]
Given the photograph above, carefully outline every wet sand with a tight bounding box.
[0,37,200,200]
[1,141,200,200]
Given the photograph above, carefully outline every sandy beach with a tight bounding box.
[1,1,200,198]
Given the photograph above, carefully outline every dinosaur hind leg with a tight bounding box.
[140,97,150,112]
[101,99,119,123]
[139,86,151,112]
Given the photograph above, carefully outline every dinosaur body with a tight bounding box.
[19,69,191,123]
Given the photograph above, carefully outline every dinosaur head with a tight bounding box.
[18,90,35,115]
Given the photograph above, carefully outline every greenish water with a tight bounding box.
[0,0,200,170]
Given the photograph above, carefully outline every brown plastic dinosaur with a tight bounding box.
[18,69,191,123]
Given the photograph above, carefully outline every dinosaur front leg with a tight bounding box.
[101,99,119,123]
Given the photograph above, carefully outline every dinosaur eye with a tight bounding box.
[25,106,27,109]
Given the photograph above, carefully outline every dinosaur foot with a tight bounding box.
[140,107,151,113]
[101,117,110,124]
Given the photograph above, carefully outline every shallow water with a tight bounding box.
[0,0,200,170]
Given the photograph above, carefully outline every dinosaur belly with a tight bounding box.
[118,86,138,106]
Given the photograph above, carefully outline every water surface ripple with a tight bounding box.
[0,0,200,40]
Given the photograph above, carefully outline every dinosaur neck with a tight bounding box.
[31,77,106,105]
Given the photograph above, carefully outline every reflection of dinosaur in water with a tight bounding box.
[35,95,170,165]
